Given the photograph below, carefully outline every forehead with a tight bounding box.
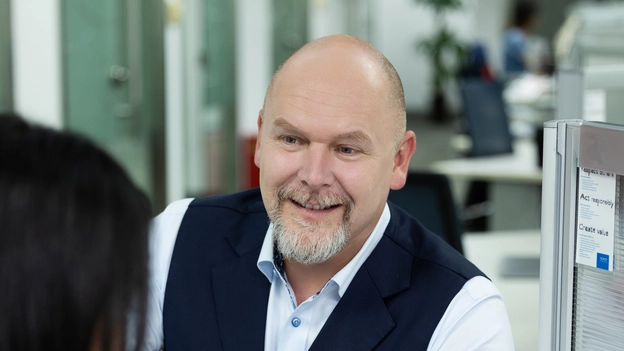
[263,43,401,143]
[268,53,391,117]
[272,44,389,99]
[266,79,388,134]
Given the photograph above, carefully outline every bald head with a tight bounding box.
[264,35,406,149]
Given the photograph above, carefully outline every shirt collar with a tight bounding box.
[257,203,391,297]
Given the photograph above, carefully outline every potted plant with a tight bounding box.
[415,0,466,123]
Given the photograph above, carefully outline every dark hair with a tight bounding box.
[513,0,538,28]
[0,114,152,350]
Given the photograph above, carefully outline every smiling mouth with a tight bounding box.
[291,199,341,211]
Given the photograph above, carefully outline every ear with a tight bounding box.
[254,110,264,168]
[390,131,416,190]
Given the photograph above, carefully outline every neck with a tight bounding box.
[283,260,340,305]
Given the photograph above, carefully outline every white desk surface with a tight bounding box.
[464,230,540,351]
[430,139,542,184]
[503,73,555,112]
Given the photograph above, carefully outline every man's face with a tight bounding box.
[255,48,409,265]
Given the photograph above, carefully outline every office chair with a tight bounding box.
[458,78,513,157]
[388,171,464,255]
[458,78,514,231]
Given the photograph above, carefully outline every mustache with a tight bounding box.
[274,185,354,217]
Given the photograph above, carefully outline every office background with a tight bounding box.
[1,0,578,208]
[2,1,618,350]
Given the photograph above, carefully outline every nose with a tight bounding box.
[298,144,335,190]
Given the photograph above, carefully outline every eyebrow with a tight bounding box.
[272,118,372,144]
[272,118,299,133]
[336,130,372,144]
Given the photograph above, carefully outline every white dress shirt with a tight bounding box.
[142,198,514,350]
[256,205,388,351]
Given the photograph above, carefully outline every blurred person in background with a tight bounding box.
[503,0,540,76]
[0,113,152,351]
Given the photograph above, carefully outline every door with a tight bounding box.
[0,0,12,112]
[273,0,307,71]
[202,0,237,195]
[182,0,237,197]
[61,0,166,210]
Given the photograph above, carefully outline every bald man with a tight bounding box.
[145,35,513,350]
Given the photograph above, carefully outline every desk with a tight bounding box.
[430,139,542,184]
[430,139,542,230]
[504,74,555,124]
[463,230,540,351]
[503,74,555,139]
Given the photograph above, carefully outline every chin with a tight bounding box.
[274,217,350,265]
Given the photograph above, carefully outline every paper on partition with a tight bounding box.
[584,89,606,122]
[576,167,616,271]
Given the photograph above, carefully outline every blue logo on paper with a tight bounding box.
[597,253,609,270]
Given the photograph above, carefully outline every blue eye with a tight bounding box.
[339,147,355,154]
[283,136,298,144]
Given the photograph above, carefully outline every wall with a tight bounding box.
[534,0,575,44]
[236,0,273,137]
[164,0,185,203]
[11,0,62,128]
[372,0,512,114]
[9,0,518,196]
[9,0,515,130]
[308,0,348,39]
[474,0,513,75]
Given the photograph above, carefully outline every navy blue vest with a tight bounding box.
[163,188,484,350]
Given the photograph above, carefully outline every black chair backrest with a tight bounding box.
[459,78,513,157]
[388,172,464,255]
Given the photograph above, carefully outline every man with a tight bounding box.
[504,0,540,75]
[145,34,513,350]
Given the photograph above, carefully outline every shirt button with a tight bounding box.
[291,317,301,327]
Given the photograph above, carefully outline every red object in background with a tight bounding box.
[481,65,495,81]
[242,136,260,189]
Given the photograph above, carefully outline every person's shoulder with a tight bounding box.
[385,203,453,257]
[152,198,194,227]
[462,275,501,301]
[385,203,484,280]
[189,187,265,215]
[504,27,523,36]
[505,28,525,43]
[160,198,195,215]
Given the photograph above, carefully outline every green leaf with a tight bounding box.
[414,0,463,12]
[414,0,466,94]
